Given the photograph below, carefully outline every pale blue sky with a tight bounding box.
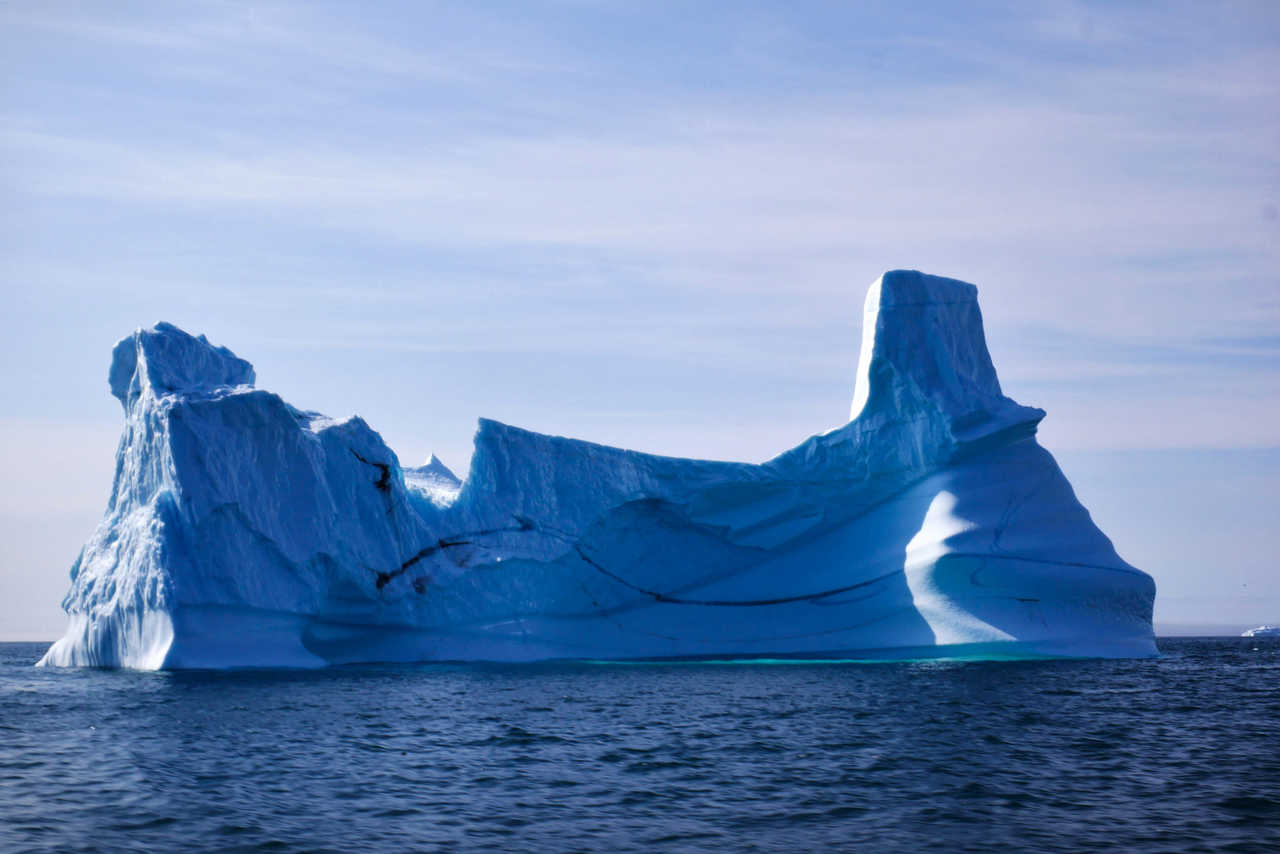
[2,1,1277,637]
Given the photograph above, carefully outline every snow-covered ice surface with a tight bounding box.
[1242,625,1280,637]
[39,271,1157,669]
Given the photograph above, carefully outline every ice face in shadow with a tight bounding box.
[38,271,1157,669]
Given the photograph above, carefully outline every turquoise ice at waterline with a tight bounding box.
[39,271,1156,669]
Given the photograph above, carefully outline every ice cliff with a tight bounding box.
[39,271,1157,669]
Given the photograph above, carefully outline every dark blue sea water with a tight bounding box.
[2,639,1278,853]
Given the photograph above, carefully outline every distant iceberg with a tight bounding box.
[1242,625,1280,637]
[39,271,1157,669]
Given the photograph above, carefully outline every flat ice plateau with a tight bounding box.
[39,271,1157,669]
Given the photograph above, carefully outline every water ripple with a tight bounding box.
[1,639,1278,852]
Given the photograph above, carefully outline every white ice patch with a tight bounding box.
[906,490,1015,646]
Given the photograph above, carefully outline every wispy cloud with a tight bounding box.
[2,0,1278,457]
[3,1,1280,639]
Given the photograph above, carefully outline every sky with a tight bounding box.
[1,0,1277,638]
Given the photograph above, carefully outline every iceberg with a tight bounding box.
[1242,625,1280,638]
[38,271,1157,669]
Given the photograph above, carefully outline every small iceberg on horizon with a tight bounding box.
[38,270,1157,670]
[1242,625,1280,637]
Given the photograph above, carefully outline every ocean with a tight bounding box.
[2,638,1277,852]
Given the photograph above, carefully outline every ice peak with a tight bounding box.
[406,453,460,485]
[109,322,255,410]
[850,270,1016,424]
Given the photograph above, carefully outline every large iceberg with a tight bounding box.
[39,271,1157,669]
